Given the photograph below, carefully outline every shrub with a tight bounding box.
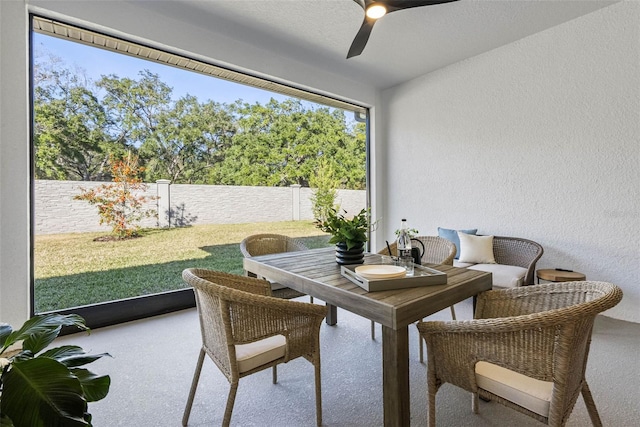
[75,153,157,238]
[310,159,339,223]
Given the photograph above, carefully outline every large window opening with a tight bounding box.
[31,16,369,328]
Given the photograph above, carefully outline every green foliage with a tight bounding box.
[74,154,157,238]
[310,159,339,222]
[207,99,365,189]
[0,314,110,427]
[33,55,116,181]
[314,208,374,250]
[32,48,367,189]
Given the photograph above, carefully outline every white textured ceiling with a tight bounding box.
[139,0,616,90]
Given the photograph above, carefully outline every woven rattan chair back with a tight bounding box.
[417,281,623,427]
[380,236,457,266]
[492,236,543,285]
[240,233,308,257]
[240,234,311,300]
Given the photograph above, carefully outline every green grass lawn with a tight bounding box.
[34,221,331,313]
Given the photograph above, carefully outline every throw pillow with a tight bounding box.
[437,227,478,259]
[457,232,496,264]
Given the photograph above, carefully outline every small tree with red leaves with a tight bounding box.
[75,154,157,239]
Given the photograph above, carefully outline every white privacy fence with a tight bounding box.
[34,180,366,235]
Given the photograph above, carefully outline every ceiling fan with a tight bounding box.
[348,0,459,58]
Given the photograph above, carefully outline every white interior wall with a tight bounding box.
[0,0,380,328]
[381,1,639,322]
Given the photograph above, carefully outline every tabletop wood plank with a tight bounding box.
[243,247,492,329]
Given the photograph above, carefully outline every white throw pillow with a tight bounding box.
[457,232,496,264]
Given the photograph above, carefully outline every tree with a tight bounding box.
[32,50,367,189]
[139,96,236,183]
[74,154,157,238]
[33,53,117,181]
[209,99,366,189]
[98,72,237,184]
[97,70,172,150]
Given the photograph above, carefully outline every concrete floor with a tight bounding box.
[55,298,640,426]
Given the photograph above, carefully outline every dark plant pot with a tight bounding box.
[335,242,365,265]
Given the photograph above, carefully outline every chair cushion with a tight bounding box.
[458,233,496,264]
[467,264,527,288]
[235,335,287,373]
[453,260,475,268]
[438,227,477,259]
[475,361,553,417]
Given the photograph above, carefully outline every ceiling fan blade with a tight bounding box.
[385,0,459,13]
[346,0,459,58]
[347,17,377,59]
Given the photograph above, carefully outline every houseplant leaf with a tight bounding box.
[40,345,110,368]
[70,368,111,402]
[1,358,89,427]
[0,325,12,350]
[3,314,87,353]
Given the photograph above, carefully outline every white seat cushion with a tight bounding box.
[235,335,287,373]
[467,264,527,288]
[453,260,475,268]
[475,361,553,417]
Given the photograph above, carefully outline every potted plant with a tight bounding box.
[315,208,374,264]
[0,313,111,427]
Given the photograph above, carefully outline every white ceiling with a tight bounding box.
[139,0,616,90]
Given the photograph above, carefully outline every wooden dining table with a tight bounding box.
[243,247,492,427]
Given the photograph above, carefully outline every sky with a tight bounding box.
[33,32,290,106]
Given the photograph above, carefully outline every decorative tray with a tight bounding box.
[340,263,447,292]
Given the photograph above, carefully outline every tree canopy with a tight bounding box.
[33,53,366,190]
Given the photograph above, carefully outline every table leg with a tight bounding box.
[382,325,410,427]
[326,303,337,325]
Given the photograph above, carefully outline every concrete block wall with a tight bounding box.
[34,180,366,235]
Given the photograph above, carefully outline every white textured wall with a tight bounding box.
[382,2,640,322]
[0,1,32,328]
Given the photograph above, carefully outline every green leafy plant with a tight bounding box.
[0,314,111,427]
[314,208,374,250]
[75,153,157,239]
[310,159,339,223]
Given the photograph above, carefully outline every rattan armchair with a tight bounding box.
[490,236,544,286]
[416,281,623,427]
[182,268,327,427]
[373,236,457,345]
[240,233,312,301]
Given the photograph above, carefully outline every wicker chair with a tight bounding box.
[182,268,327,427]
[240,233,312,301]
[373,236,457,347]
[416,281,623,427]
[487,236,544,286]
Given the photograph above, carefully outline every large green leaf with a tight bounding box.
[40,346,111,368]
[0,324,12,350]
[22,326,61,355]
[1,358,89,427]
[0,414,15,427]
[71,368,111,402]
[3,314,87,353]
